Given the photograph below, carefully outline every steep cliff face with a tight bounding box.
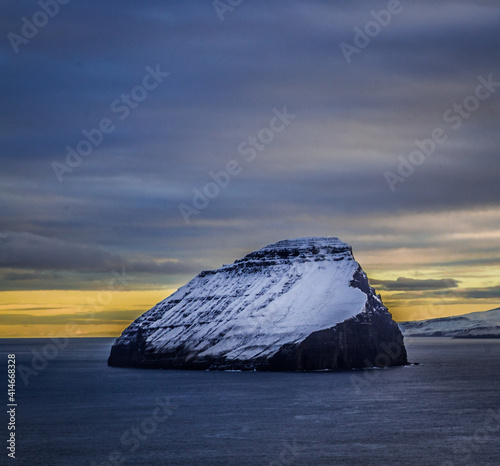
[108,237,407,370]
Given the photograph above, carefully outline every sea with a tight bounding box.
[1,337,499,466]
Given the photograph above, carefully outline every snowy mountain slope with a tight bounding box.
[399,307,500,338]
[108,237,407,370]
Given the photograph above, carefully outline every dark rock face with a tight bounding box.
[268,309,407,371]
[108,237,408,371]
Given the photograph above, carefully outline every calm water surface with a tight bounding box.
[1,337,499,465]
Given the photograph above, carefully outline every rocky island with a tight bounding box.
[108,237,408,371]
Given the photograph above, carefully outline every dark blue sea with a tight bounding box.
[1,337,500,465]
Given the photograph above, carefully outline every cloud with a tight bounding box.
[460,285,500,299]
[370,277,460,291]
[0,231,124,271]
[0,231,203,275]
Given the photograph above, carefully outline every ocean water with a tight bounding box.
[1,337,500,465]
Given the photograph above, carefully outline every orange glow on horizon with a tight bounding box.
[0,289,175,338]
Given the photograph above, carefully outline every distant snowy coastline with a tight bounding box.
[399,308,500,338]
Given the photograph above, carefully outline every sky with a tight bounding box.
[1,0,500,337]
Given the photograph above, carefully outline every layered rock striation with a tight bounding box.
[108,237,407,370]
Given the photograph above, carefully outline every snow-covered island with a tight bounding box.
[399,307,500,338]
[108,237,408,371]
